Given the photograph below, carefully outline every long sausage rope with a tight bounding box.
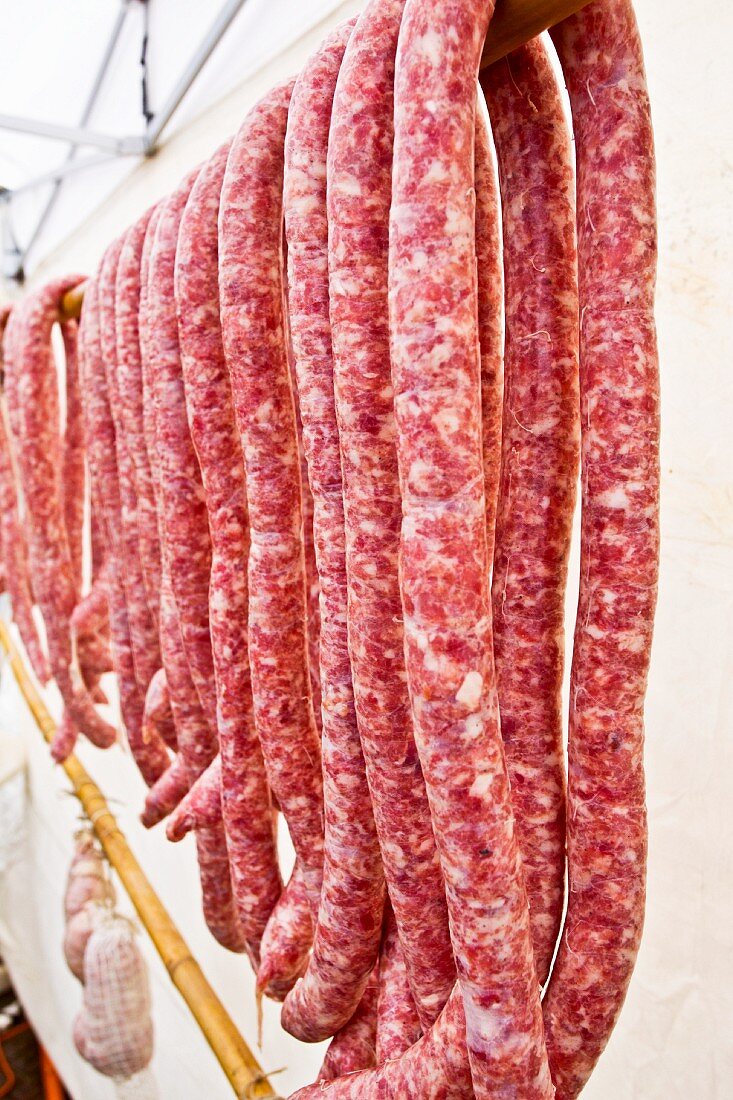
[3,0,658,1088]
[544,1,659,1094]
[147,179,246,954]
[327,0,455,1029]
[387,0,552,1093]
[280,19,387,1043]
[5,279,117,749]
[481,36,581,984]
[219,84,325,920]
[175,141,282,958]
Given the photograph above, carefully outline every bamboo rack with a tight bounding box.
[481,0,591,67]
[0,621,278,1100]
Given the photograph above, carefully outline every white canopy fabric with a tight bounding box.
[0,0,344,283]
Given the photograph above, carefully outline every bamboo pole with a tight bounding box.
[0,620,279,1100]
[481,0,592,68]
[59,281,86,322]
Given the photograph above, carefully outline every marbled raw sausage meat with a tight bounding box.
[176,142,283,953]
[480,36,580,983]
[318,970,379,1082]
[0,320,50,684]
[281,18,386,1043]
[327,0,454,1029]
[102,238,165,704]
[63,314,111,720]
[60,320,85,602]
[138,204,165,541]
[0,405,51,685]
[473,106,504,560]
[137,201,195,822]
[97,242,170,782]
[140,751,191,829]
[291,987,471,1099]
[147,182,218,736]
[65,310,111,726]
[257,863,313,1003]
[115,209,164,634]
[4,278,116,749]
[57,297,110,760]
[387,0,552,1092]
[375,908,422,1063]
[542,2,659,1094]
[165,754,223,839]
[147,178,246,954]
[142,666,176,751]
[219,86,324,915]
[79,275,168,783]
[71,578,110,647]
[286,290,322,735]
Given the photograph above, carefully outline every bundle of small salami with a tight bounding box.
[63,830,116,982]
[0,0,659,1095]
[74,913,155,1082]
[61,834,156,1091]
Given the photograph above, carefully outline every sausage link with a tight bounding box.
[60,320,85,602]
[147,178,246,954]
[97,243,171,781]
[140,752,191,829]
[79,277,168,783]
[50,712,79,764]
[257,863,313,1003]
[90,491,106,580]
[318,971,379,1082]
[146,179,219,736]
[388,0,552,1094]
[327,0,454,1028]
[281,19,386,1043]
[103,235,165,701]
[165,754,222,839]
[474,108,504,559]
[375,908,422,1063]
[219,86,324,914]
[283,253,322,734]
[0,378,50,683]
[480,37,580,983]
[143,667,176,751]
[543,3,659,1094]
[4,278,116,748]
[115,210,164,632]
[291,987,471,1099]
[177,143,283,951]
[70,564,110,646]
[138,202,199,807]
[63,311,109,750]
[138,204,165,538]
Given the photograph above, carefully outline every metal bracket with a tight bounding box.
[142,0,248,154]
[0,114,144,155]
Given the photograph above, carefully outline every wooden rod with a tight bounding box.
[0,621,279,1100]
[482,0,592,68]
[59,282,86,322]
